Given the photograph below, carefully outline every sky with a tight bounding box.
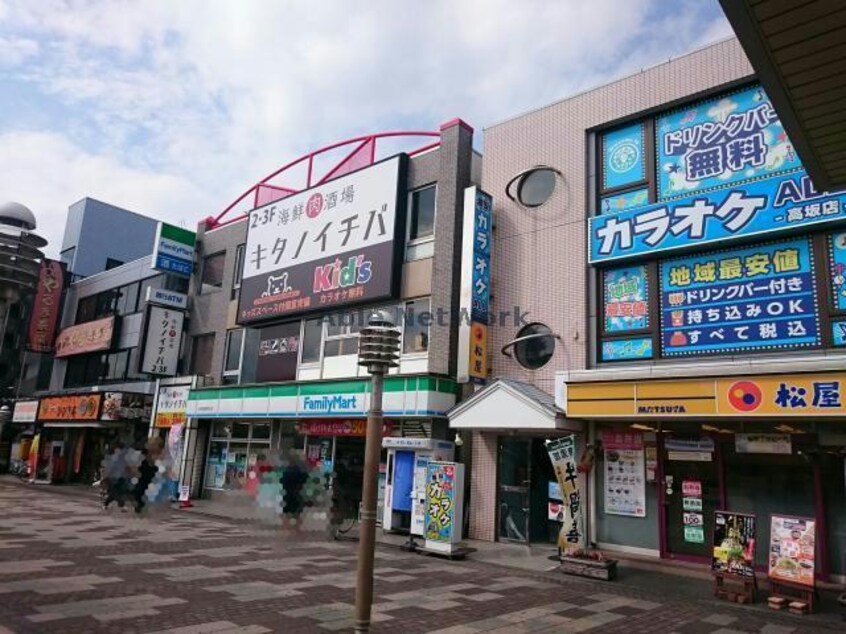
[0,0,733,257]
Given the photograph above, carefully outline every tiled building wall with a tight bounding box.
[482,38,754,396]
[468,430,497,541]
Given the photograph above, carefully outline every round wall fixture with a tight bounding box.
[501,322,560,370]
[505,166,561,208]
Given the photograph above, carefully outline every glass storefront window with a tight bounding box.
[301,318,323,363]
[231,422,250,439]
[206,422,274,491]
[252,423,271,440]
[225,443,249,490]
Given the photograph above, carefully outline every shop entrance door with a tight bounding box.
[498,437,530,544]
[663,451,720,561]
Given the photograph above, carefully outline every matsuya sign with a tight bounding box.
[237,156,407,324]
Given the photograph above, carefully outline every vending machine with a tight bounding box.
[381,437,454,535]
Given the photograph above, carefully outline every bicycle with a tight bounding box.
[329,494,360,540]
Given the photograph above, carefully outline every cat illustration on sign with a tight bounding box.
[262,272,292,297]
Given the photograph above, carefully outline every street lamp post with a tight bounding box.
[354,310,401,633]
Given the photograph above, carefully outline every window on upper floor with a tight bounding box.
[231,244,246,300]
[402,297,430,354]
[407,185,436,260]
[223,329,244,383]
[200,252,226,294]
[191,333,215,376]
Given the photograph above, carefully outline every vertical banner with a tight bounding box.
[27,259,65,353]
[141,306,185,376]
[601,431,646,517]
[712,511,756,578]
[768,515,816,587]
[546,436,585,552]
[167,423,185,485]
[424,461,464,553]
[457,186,492,384]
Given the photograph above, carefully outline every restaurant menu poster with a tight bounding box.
[712,511,756,578]
[768,514,816,587]
[602,431,646,517]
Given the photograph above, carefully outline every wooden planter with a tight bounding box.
[558,555,618,581]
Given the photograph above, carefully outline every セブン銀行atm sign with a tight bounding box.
[238,156,407,324]
[589,170,846,264]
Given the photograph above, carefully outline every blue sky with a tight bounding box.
[0,0,732,256]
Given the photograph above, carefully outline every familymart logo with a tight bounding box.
[302,395,360,413]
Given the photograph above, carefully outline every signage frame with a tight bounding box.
[54,315,116,358]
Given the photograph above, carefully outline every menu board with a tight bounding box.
[712,511,756,578]
[602,431,646,517]
[768,515,816,587]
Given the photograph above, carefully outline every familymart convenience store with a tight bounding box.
[181,375,458,503]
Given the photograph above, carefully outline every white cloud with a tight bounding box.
[0,34,37,65]
[0,0,732,256]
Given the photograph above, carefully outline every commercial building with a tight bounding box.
[452,37,846,585]
[178,123,481,527]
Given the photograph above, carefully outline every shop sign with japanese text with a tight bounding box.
[38,394,102,421]
[140,306,184,376]
[457,186,492,384]
[424,462,458,543]
[12,400,38,423]
[660,238,819,357]
[238,156,406,324]
[27,259,64,353]
[152,222,196,278]
[603,265,648,332]
[297,419,392,437]
[54,316,115,358]
[657,85,800,201]
[155,385,190,428]
[589,170,845,263]
[546,436,585,552]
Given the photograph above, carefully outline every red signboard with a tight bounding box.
[27,259,65,353]
[297,420,393,437]
[54,316,115,358]
[38,394,102,421]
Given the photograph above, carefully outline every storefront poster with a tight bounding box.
[712,511,756,578]
[545,435,585,552]
[682,478,704,543]
[548,481,563,501]
[100,393,123,421]
[685,526,705,543]
[769,515,816,587]
[735,433,791,455]
[604,266,648,332]
[37,395,102,421]
[601,187,649,215]
[238,156,405,324]
[683,497,703,511]
[657,85,799,200]
[256,322,300,382]
[548,501,564,522]
[682,479,702,496]
[424,462,457,543]
[660,238,819,357]
[645,445,657,482]
[601,337,653,362]
[603,122,646,191]
[602,431,646,518]
[155,385,190,428]
[589,170,844,263]
[828,232,846,310]
[833,321,846,346]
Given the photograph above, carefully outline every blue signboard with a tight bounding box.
[603,265,648,332]
[602,337,653,362]
[471,190,492,324]
[589,170,846,263]
[833,321,846,347]
[660,238,819,357]
[657,85,801,201]
[600,187,649,215]
[828,232,846,310]
[603,123,645,190]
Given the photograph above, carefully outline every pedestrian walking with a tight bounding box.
[102,442,128,511]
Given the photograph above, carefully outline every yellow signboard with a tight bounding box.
[566,373,846,418]
[468,322,488,383]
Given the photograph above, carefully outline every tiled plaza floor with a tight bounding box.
[0,480,841,633]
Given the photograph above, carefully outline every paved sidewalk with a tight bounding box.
[1,477,842,633]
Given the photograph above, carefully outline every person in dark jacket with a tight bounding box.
[133,438,163,513]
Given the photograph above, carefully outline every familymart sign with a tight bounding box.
[186,376,458,419]
[152,222,196,278]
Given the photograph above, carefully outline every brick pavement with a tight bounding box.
[0,480,841,633]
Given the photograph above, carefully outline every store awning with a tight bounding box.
[448,378,581,432]
[42,422,127,429]
[720,1,846,191]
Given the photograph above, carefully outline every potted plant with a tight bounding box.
[558,546,618,581]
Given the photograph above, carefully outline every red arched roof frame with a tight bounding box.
[206,130,441,229]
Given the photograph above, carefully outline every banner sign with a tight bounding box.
[152,222,196,277]
[602,431,646,517]
[712,511,756,578]
[298,419,392,437]
[424,461,458,543]
[546,435,585,552]
[12,400,38,423]
[660,238,819,357]
[657,85,800,201]
[38,394,102,421]
[238,155,406,324]
[769,515,816,587]
[603,122,646,191]
[54,316,115,358]
[256,322,300,383]
[140,306,184,376]
[603,265,649,332]
[27,259,64,353]
[457,186,492,383]
[155,385,190,428]
[589,170,844,263]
